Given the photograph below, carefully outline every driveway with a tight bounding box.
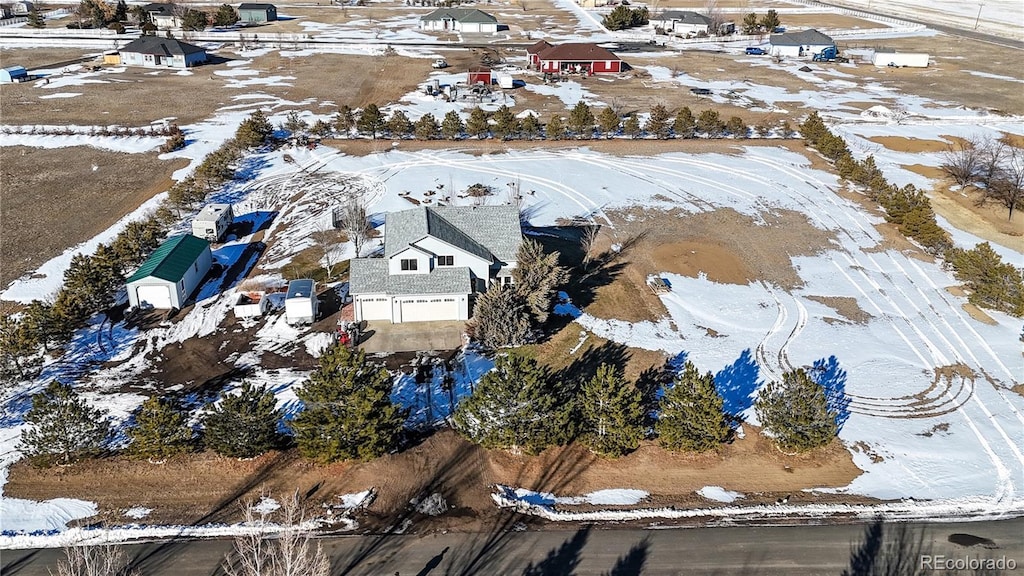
[359,320,466,353]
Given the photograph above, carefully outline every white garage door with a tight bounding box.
[399,298,459,322]
[137,285,172,309]
[358,297,391,321]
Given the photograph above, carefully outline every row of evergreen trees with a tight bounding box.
[308,102,792,142]
[19,344,841,467]
[19,343,404,466]
[452,353,840,456]
[0,111,276,390]
[800,112,1024,317]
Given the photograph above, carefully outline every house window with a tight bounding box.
[437,255,454,266]
[401,259,418,271]
[501,276,513,286]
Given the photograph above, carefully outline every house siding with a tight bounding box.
[413,236,492,280]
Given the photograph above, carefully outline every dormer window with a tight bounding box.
[401,259,418,271]
[437,255,454,266]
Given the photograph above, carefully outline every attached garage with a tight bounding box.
[356,296,391,321]
[135,285,172,309]
[397,297,460,323]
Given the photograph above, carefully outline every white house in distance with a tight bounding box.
[141,3,181,28]
[126,234,212,310]
[192,203,234,242]
[652,10,734,36]
[419,8,499,33]
[119,36,208,69]
[348,205,522,324]
[768,29,835,58]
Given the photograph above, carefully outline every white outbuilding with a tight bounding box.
[284,279,318,325]
[769,29,835,58]
[192,203,234,242]
[872,50,929,68]
[126,235,212,310]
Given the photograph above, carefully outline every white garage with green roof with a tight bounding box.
[126,234,213,310]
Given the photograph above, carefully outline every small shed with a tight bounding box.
[468,66,492,85]
[127,235,212,310]
[103,52,121,65]
[11,0,34,15]
[192,203,234,242]
[0,66,28,84]
[285,279,318,325]
[238,2,277,23]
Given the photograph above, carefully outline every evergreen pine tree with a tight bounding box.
[356,104,385,138]
[545,115,566,140]
[128,396,194,459]
[755,368,838,453]
[597,106,620,138]
[414,113,441,140]
[441,110,465,140]
[579,364,645,457]
[20,300,63,350]
[203,382,282,458]
[521,113,540,140]
[469,284,532,348]
[0,316,43,385]
[799,111,828,145]
[622,113,641,139]
[567,101,595,139]
[512,238,570,325]
[235,109,273,149]
[452,354,568,453]
[673,107,696,139]
[19,381,112,466]
[696,110,724,137]
[741,12,759,34]
[213,3,238,26]
[386,110,413,138]
[947,242,1024,316]
[759,9,781,32]
[726,116,748,138]
[27,8,46,28]
[465,107,490,139]
[334,105,356,136]
[292,345,406,463]
[656,361,730,452]
[491,105,520,140]
[644,104,671,139]
[114,0,128,21]
[283,111,308,134]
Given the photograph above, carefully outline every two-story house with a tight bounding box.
[348,205,522,324]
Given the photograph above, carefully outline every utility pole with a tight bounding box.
[974,3,984,29]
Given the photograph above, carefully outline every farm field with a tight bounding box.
[1,0,1023,554]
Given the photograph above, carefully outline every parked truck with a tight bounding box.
[812,46,848,63]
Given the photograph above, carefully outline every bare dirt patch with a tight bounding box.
[605,206,837,291]
[962,303,998,325]
[869,136,951,154]
[0,146,188,289]
[927,182,1024,253]
[5,428,863,531]
[805,295,872,324]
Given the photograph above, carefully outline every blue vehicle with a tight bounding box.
[745,47,766,55]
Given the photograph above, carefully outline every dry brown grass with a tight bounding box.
[869,136,951,153]
[805,295,872,324]
[0,146,187,289]
[5,428,863,530]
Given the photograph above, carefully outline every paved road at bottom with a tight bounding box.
[2,518,1023,575]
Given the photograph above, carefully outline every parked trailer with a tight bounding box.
[285,279,318,325]
[234,291,268,318]
[872,51,929,68]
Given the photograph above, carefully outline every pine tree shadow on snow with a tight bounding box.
[810,355,852,431]
[713,349,761,427]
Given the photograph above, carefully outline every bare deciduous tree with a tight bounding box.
[990,145,1024,221]
[336,198,370,257]
[580,225,599,269]
[702,0,725,35]
[51,544,138,576]
[976,138,1008,202]
[223,491,330,576]
[939,136,982,188]
[311,220,345,280]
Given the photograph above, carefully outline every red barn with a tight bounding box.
[526,39,552,68]
[468,66,492,85]
[536,43,623,75]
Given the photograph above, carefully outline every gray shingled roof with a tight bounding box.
[421,8,497,23]
[658,10,711,25]
[769,29,835,46]
[383,205,522,263]
[121,36,208,57]
[349,258,472,295]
